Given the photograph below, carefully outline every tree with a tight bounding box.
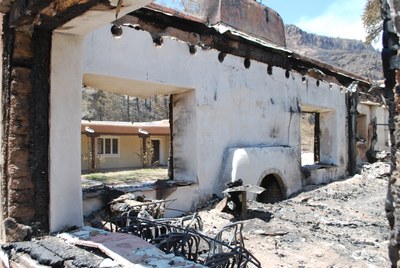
[362,0,382,45]
[155,0,201,13]
[82,88,169,122]
[137,137,154,168]
[82,88,123,121]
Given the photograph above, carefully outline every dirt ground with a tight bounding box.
[198,162,391,267]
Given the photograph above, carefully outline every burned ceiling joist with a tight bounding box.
[8,0,110,30]
[35,1,109,31]
[288,54,370,89]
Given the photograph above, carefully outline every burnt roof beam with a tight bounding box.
[125,9,290,70]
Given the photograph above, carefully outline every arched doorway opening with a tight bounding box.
[257,174,285,203]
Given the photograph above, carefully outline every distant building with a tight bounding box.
[81,120,170,172]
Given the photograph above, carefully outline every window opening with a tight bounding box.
[81,88,171,184]
[357,114,368,141]
[301,112,320,165]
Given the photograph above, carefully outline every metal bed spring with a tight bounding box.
[103,212,203,238]
[123,218,261,267]
[153,226,261,267]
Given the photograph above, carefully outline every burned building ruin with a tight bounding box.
[0,0,390,248]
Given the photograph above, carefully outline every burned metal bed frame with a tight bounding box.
[103,213,260,267]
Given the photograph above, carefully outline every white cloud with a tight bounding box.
[296,0,367,41]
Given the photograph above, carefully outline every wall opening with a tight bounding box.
[301,105,337,167]
[301,112,320,165]
[256,174,284,203]
[357,114,368,141]
[81,88,171,175]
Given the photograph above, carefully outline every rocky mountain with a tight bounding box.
[285,25,383,81]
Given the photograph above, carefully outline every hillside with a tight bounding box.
[285,25,383,80]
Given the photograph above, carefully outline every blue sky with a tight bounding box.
[155,0,373,45]
[262,0,368,42]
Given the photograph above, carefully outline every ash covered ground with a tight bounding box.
[199,162,391,267]
[3,163,390,267]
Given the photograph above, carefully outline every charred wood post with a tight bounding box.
[314,113,320,163]
[347,84,359,176]
[222,180,265,219]
[224,179,244,214]
[381,1,400,266]
[168,94,174,180]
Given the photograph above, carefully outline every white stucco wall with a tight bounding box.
[50,32,84,232]
[49,1,154,233]
[82,24,348,201]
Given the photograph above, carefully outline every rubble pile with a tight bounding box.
[108,193,169,220]
[1,162,391,267]
[199,161,391,267]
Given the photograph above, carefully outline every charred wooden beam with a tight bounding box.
[8,0,109,30]
[125,8,290,69]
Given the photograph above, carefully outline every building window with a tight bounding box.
[97,137,119,156]
[301,112,320,165]
[301,105,337,166]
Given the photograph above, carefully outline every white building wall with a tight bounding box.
[83,25,348,202]
[50,32,84,232]
[49,0,154,233]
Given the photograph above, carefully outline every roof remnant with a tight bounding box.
[1,226,207,267]
[205,0,286,46]
[81,120,169,136]
[1,236,105,267]
[147,0,285,46]
[129,3,371,90]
